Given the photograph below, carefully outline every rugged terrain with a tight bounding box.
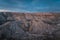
[0,12,60,40]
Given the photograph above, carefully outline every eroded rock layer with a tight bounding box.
[0,12,60,40]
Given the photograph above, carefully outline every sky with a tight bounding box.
[0,0,60,12]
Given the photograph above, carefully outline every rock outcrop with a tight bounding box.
[0,12,60,40]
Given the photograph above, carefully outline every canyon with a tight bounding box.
[0,12,60,40]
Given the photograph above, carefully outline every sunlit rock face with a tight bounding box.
[0,12,60,40]
[12,13,60,33]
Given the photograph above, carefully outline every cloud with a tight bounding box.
[0,9,11,12]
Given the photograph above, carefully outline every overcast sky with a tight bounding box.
[0,0,60,12]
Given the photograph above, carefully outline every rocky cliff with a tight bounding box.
[0,12,60,40]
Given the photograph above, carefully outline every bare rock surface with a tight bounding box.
[0,12,60,40]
